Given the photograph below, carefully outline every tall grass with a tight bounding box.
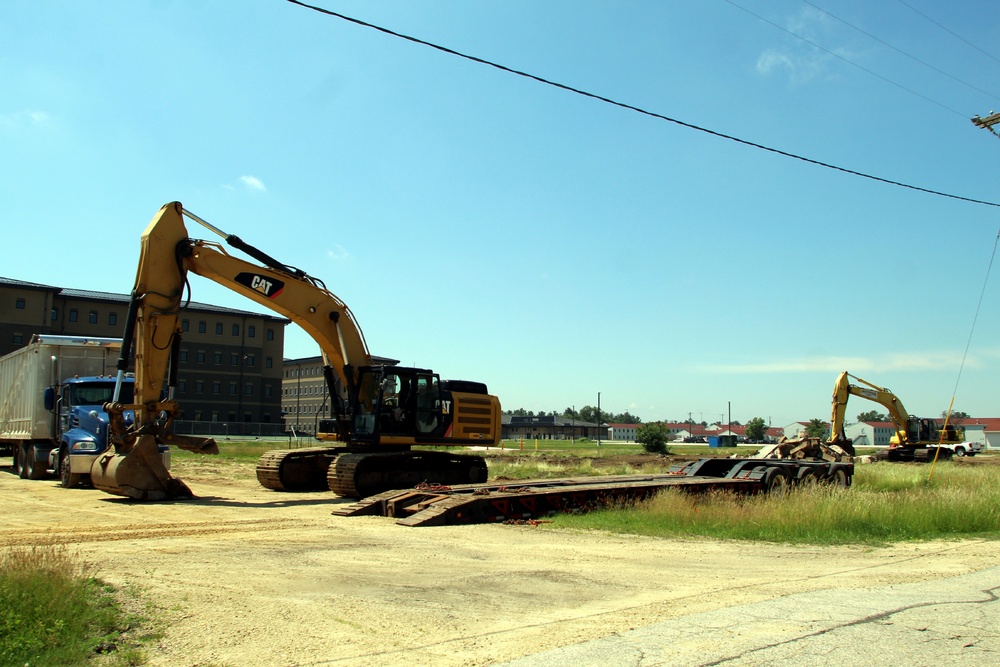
[552,462,1000,545]
[0,545,149,666]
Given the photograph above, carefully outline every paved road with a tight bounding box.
[497,566,1000,667]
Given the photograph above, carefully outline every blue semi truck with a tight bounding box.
[0,335,169,488]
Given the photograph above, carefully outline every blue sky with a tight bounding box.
[3,1,1000,426]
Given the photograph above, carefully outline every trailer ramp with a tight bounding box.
[333,472,759,527]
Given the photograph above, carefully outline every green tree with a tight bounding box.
[942,410,970,423]
[804,418,829,438]
[637,422,671,454]
[856,410,888,422]
[745,417,767,441]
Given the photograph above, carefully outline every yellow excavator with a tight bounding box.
[91,202,500,500]
[828,371,962,462]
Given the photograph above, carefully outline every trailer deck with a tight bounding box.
[332,457,854,526]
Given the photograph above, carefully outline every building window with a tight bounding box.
[15,298,25,309]
[213,352,222,365]
[265,356,272,369]
[108,312,117,326]
[198,321,207,334]
[245,383,254,396]
[229,382,238,395]
[88,311,98,324]
[194,411,202,421]
[51,308,58,321]
[178,380,187,393]
[246,354,255,367]
[215,322,223,335]
[266,328,274,341]
[195,380,204,394]
[182,319,190,332]
[180,350,188,362]
[12,333,23,344]
[69,309,78,322]
[232,324,240,336]
[230,353,239,366]
[212,381,221,395]
[264,385,272,398]
[196,351,206,364]
[248,325,256,338]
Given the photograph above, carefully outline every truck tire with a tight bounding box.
[954,446,966,457]
[24,444,46,480]
[16,443,28,479]
[59,449,82,489]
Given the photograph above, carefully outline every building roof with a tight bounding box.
[2,276,289,322]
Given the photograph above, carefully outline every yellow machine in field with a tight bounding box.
[91,202,501,500]
[828,371,963,462]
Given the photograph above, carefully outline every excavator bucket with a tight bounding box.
[91,435,195,500]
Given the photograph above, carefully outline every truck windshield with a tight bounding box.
[68,382,134,407]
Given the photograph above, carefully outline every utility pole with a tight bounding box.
[971,111,1000,139]
[597,392,602,448]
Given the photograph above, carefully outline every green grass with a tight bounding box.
[551,461,1000,545]
[0,545,153,666]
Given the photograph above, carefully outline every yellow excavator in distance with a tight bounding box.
[828,371,962,462]
[91,202,501,500]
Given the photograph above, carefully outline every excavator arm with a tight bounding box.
[829,371,910,446]
[92,202,374,499]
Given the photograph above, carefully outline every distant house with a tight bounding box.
[844,421,895,447]
[607,423,639,441]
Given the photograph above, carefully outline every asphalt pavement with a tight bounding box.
[496,566,1000,667]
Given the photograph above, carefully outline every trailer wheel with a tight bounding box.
[828,468,850,487]
[763,467,790,495]
[24,445,46,480]
[14,443,25,478]
[59,449,81,489]
[796,468,819,487]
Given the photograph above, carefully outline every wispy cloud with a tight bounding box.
[239,175,266,192]
[327,244,350,261]
[694,350,977,375]
[752,6,849,85]
[0,109,51,131]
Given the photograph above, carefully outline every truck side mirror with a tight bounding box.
[43,387,55,411]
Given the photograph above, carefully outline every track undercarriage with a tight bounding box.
[255,447,488,498]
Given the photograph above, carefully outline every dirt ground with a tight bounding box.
[2,455,999,667]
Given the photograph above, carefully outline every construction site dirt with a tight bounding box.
[2,454,998,667]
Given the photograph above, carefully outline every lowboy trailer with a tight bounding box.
[333,457,853,527]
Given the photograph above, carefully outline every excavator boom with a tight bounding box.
[93,202,500,500]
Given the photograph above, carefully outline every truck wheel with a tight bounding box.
[954,446,966,457]
[59,449,81,489]
[24,445,46,480]
[17,443,28,479]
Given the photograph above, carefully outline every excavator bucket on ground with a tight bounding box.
[91,434,217,500]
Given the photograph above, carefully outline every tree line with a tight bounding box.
[504,406,641,425]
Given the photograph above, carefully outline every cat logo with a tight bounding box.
[234,272,285,299]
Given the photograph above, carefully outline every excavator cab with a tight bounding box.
[349,366,445,442]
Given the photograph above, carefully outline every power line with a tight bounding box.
[724,0,967,117]
[801,0,1000,104]
[285,0,1000,209]
[896,0,1000,66]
